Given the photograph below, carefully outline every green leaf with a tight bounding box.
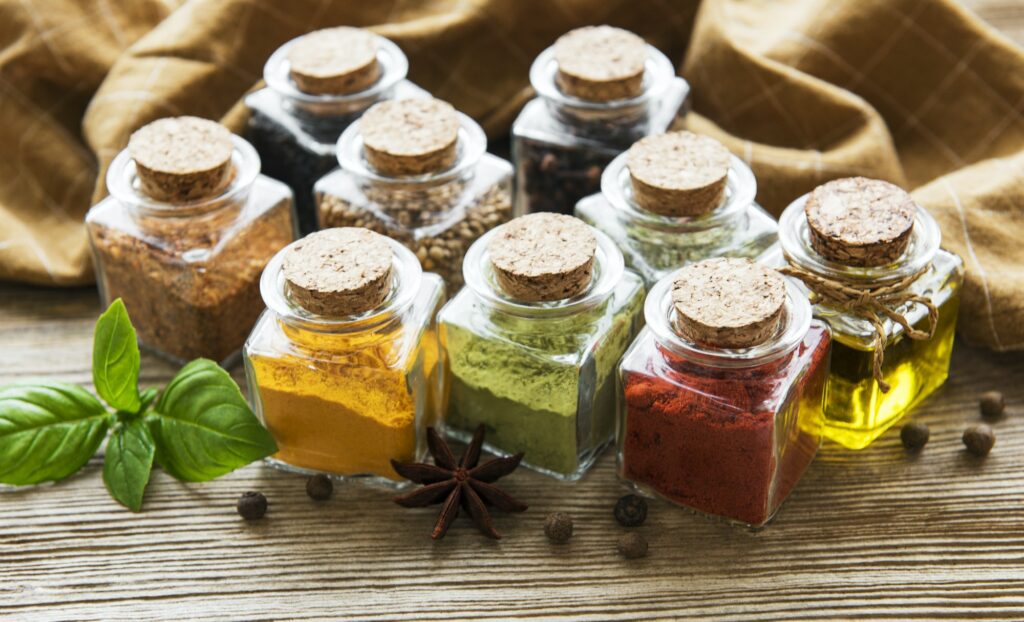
[0,383,111,485]
[103,418,155,511]
[148,359,276,482]
[93,299,141,413]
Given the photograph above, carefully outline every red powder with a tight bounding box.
[619,322,830,526]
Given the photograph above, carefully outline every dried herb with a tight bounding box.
[391,425,527,540]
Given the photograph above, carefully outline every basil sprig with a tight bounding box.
[0,299,276,511]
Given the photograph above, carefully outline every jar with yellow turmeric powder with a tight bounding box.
[243,227,445,485]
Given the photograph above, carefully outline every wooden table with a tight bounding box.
[4,3,1024,620]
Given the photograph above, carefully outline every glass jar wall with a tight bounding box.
[244,232,445,486]
[439,221,644,479]
[766,188,964,449]
[86,123,295,366]
[511,28,689,215]
[316,102,514,294]
[576,148,777,288]
[617,264,830,527]
[246,29,429,234]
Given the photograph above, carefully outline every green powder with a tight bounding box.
[441,276,643,478]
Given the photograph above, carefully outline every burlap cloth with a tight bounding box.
[0,0,1021,351]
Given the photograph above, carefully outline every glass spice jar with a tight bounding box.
[764,177,964,450]
[86,116,296,366]
[245,27,429,234]
[439,213,645,479]
[316,97,514,294]
[511,25,690,215]
[243,228,445,486]
[617,258,831,527]
[576,131,777,287]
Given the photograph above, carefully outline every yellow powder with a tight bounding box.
[248,322,441,480]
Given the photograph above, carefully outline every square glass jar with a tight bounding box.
[576,150,777,288]
[316,109,514,295]
[86,135,295,366]
[244,237,445,486]
[617,273,830,527]
[246,32,429,234]
[438,227,645,480]
[766,196,964,449]
[511,41,689,215]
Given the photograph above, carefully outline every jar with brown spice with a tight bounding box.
[86,116,296,366]
[315,98,514,293]
[576,131,777,288]
[246,27,429,234]
[511,25,689,215]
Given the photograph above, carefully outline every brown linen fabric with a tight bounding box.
[0,0,1020,351]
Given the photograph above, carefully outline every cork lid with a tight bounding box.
[627,132,732,217]
[128,116,234,202]
[359,99,460,176]
[489,213,597,302]
[671,258,786,349]
[554,25,647,102]
[804,177,917,267]
[287,27,380,95]
[283,228,394,317]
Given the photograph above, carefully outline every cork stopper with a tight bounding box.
[359,99,459,176]
[553,26,647,102]
[671,258,786,349]
[287,27,380,95]
[489,213,597,302]
[804,177,917,267]
[283,228,394,317]
[128,116,234,202]
[627,132,732,217]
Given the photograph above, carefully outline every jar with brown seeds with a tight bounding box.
[316,99,514,294]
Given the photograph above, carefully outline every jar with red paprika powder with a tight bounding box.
[617,258,831,527]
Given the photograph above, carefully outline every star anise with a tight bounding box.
[391,425,527,539]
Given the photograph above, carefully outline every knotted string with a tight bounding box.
[777,264,938,393]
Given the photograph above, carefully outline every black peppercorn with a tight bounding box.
[900,422,930,451]
[236,491,267,520]
[617,532,648,559]
[980,391,1005,419]
[306,474,334,501]
[544,512,574,543]
[614,494,648,527]
[963,424,995,457]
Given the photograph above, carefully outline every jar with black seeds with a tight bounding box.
[511,25,689,215]
[316,98,514,294]
[245,27,429,234]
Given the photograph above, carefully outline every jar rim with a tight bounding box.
[462,223,625,317]
[335,110,486,185]
[529,42,677,113]
[260,234,423,332]
[645,268,813,367]
[777,193,941,283]
[600,151,758,231]
[263,32,409,108]
[106,134,260,216]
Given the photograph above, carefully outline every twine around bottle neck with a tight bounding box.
[777,263,938,393]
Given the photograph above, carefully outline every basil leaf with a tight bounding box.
[103,418,155,511]
[149,359,276,482]
[93,299,141,413]
[0,383,110,485]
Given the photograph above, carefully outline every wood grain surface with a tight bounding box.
[3,2,1024,620]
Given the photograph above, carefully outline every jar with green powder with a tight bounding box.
[438,213,644,479]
